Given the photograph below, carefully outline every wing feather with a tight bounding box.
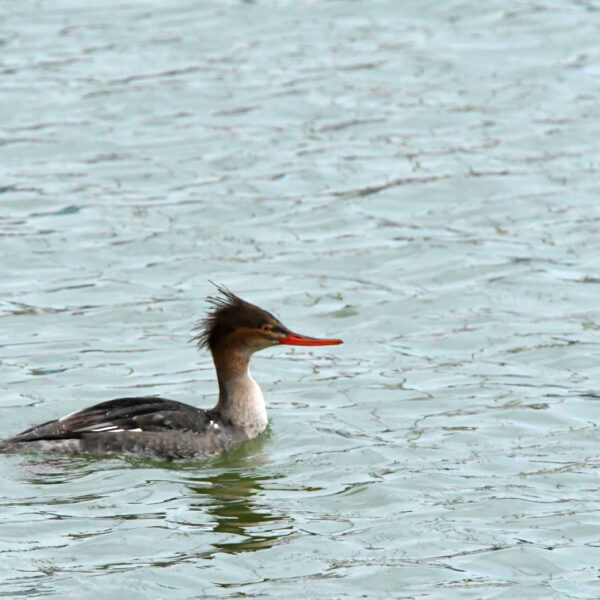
[10,397,213,442]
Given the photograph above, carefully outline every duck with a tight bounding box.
[0,287,342,460]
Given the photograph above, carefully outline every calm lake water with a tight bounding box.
[2,0,600,598]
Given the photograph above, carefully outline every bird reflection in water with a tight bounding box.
[186,466,291,554]
[15,436,292,556]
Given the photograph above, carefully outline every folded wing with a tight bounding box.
[9,397,214,442]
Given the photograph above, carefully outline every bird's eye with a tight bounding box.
[261,324,273,332]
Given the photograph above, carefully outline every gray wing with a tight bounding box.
[7,397,214,442]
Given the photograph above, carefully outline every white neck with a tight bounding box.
[212,345,268,437]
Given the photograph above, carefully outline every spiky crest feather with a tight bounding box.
[194,285,278,352]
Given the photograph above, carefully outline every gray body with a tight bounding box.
[0,369,268,460]
[0,422,250,460]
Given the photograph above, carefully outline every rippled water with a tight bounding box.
[2,0,600,597]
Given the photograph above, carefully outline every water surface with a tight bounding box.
[1,1,600,598]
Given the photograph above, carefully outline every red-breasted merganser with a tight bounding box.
[0,287,342,460]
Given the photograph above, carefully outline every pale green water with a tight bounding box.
[1,1,600,598]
